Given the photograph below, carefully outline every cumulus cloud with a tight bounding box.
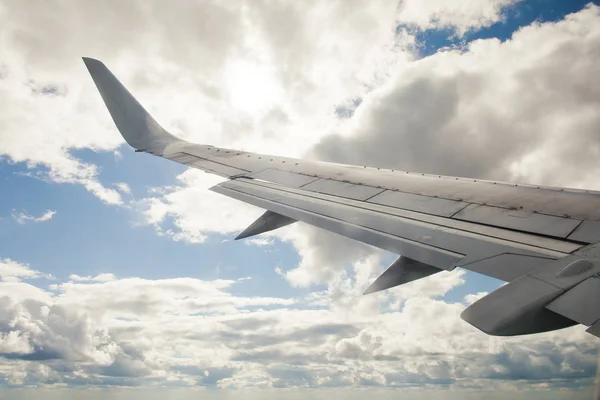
[397,0,521,36]
[0,49,124,204]
[137,170,262,243]
[276,225,380,288]
[68,273,116,283]
[244,237,275,247]
[0,258,49,282]
[0,0,413,205]
[0,256,595,392]
[314,4,600,190]
[114,182,132,195]
[11,209,56,225]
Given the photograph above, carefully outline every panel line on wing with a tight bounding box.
[231,178,580,255]
[300,179,386,201]
[452,204,582,239]
[211,184,464,269]
[166,151,252,172]
[217,179,572,260]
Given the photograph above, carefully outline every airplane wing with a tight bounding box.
[83,57,600,338]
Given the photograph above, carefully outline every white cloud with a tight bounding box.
[114,182,132,195]
[276,224,380,288]
[0,54,124,204]
[397,0,521,36]
[137,170,262,243]
[0,0,414,205]
[0,258,48,282]
[11,209,56,224]
[0,255,595,392]
[465,291,489,305]
[244,237,275,247]
[315,4,600,189]
[68,273,116,282]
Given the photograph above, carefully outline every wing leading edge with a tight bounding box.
[83,58,600,338]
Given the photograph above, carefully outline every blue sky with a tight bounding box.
[411,0,600,56]
[1,1,600,398]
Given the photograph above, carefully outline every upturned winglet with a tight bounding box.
[82,57,181,154]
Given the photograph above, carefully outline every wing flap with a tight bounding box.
[568,220,600,243]
[452,204,582,239]
[300,179,385,201]
[459,253,554,281]
[250,169,319,187]
[367,190,469,218]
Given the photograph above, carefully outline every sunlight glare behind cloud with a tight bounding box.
[224,59,282,117]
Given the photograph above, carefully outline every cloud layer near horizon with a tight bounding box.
[0,258,595,392]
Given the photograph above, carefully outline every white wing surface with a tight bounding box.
[83,58,600,338]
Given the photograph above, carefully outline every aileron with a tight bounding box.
[453,204,583,239]
[367,189,469,218]
[301,179,385,201]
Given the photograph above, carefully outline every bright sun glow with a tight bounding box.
[224,59,282,117]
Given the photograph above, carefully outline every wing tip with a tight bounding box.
[82,56,99,63]
[81,56,182,153]
[82,57,105,71]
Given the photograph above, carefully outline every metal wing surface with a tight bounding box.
[83,57,600,338]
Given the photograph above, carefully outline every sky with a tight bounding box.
[1,0,600,399]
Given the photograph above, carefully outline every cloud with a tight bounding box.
[276,225,380,288]
[0,256,595,392]
[136,170,262,243]
[0,0,414,205]
[0,50,124,204]
[397,0,521,36]
[0,258,49,282]
[313,4,600,190]
[244,237,275,247]
[11,209,56,225]
[114,182,132,195]
[68,273,116,282]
